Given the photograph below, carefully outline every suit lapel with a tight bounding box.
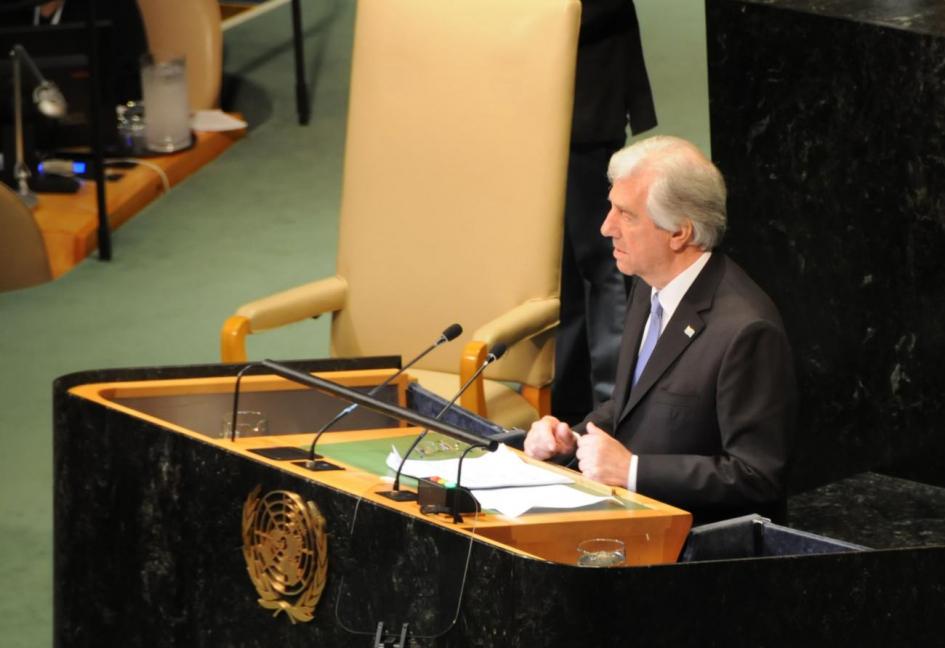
[611,279,650,424]
[616,253,726,427]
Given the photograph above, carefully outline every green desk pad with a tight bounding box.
[323,431,479,482]
[317,432,648,512]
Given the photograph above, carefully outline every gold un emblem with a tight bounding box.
[242,486,328,623]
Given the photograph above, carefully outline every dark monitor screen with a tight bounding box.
[0,21,117,180]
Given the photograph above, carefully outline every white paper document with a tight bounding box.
[190,110,248,132]
[470,484,618,519]
[385,443,572,489]
[384,444,619,518]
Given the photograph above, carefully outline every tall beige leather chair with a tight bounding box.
[221,0,581,429]
[0,183,52,292]
[136,0,222,109]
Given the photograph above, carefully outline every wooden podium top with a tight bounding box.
[33,127,244,278]
[69,368,692,567]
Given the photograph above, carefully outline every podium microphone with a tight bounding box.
[379,342,507,502]
[301,323,463,471]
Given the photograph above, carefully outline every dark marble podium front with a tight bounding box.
[705,4,945,635]
[53,361,944,646]
[707,0,945,493]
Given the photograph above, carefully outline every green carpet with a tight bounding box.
[0,2,707,644]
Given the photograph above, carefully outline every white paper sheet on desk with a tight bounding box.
[470,484,618,519]
[190,110,248,132]
[384,443,572,489]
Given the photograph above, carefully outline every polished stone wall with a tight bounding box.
[707,0,945,492]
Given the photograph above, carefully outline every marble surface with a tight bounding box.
[707,0,945,492]
[746,0,945,35]
[789,472,945,549]
[52,364,945,646]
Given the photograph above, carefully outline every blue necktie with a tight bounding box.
[632,292,662,387]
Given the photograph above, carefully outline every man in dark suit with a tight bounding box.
[527,136,796,523]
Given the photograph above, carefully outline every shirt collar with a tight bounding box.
[651,251,712,332]
[34,3,65,25]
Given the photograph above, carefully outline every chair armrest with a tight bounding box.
[460,298,560,416]
[470,297,560,347]
[220,276,348,362]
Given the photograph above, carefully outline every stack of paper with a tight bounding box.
[190,110,248,132]
[384,444,618,518]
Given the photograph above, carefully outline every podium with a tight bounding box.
[54,359,944,646]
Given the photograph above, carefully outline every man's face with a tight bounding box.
[600,172,674,283]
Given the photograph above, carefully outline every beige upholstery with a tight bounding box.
[137,0,222,109]
[0,184,52,292]
[221,0,581,429]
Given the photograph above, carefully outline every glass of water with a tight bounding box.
[140,54,191,152]
[221,411,268,439]
[577,538,626,567]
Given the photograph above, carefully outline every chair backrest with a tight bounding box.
[331,0,579,387]
[136,0,222,110]
[0,183,52,292]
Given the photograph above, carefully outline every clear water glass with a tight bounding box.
[577,538,626,567]
[140,54,191,152]
[220,411,268,439]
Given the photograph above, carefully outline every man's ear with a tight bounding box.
[669,220,694,251]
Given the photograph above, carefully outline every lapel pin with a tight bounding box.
[684,325,695,338]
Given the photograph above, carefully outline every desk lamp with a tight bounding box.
[9,44,67,209]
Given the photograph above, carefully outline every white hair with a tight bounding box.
[607,136,727,249]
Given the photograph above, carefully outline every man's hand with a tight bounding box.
[575,422,632,488]
[523,415,576,460]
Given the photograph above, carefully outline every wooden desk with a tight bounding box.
[68,368,692,568]
[33,128,244,277]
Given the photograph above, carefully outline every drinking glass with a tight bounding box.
[140,54,191,152]
[577,538,626,567]
[221,411,268,439]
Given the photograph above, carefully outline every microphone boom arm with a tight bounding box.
[12,44,47,85]
[435,350,497,419]
[260,359,499,451]
[383,342,508,497]
[304,324,462,462]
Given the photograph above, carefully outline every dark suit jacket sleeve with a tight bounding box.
[575,399,614,435]
[636,319,796,511]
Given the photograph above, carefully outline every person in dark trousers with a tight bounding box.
[553,0,658,425]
